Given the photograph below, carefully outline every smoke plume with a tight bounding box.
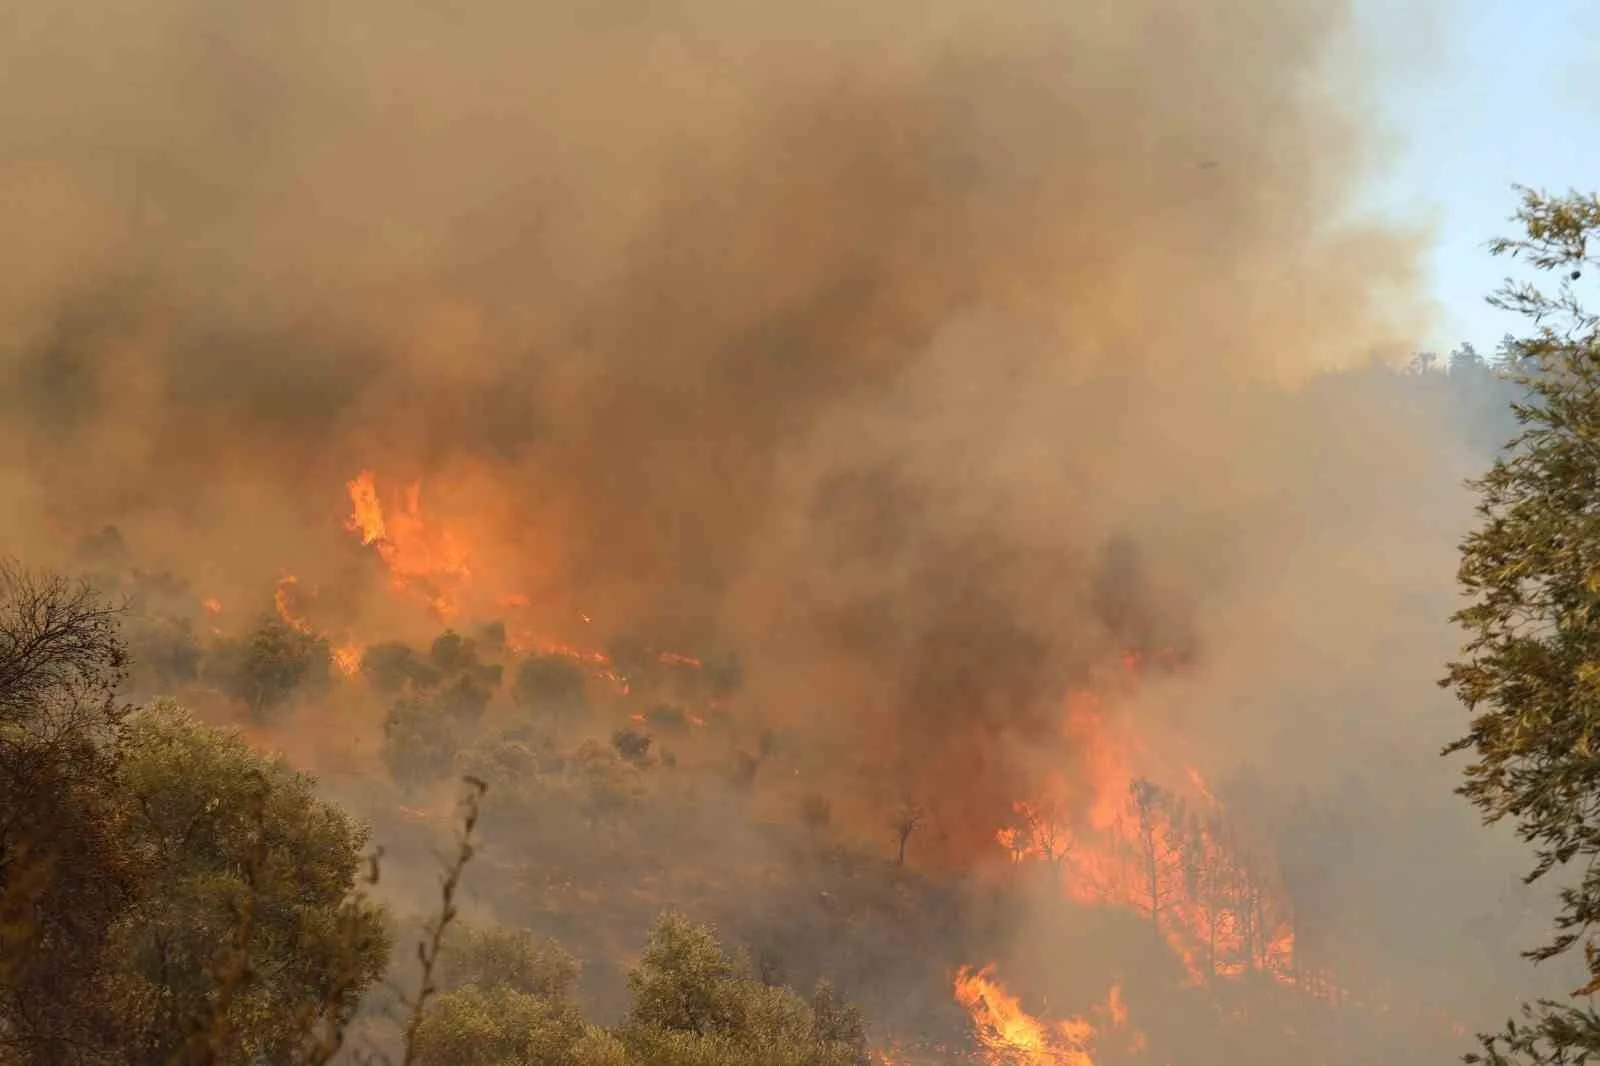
[5,0,1543,1053]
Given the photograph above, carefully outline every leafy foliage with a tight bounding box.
[362,640,441,696]
[620,913,868,1066]
[208,616,331,721]
[1,568,390,1065]
[441,926,581,1000]
[411,983,598,1066]
[107,702,391,1064]
[384,694,463,793]
[1443,187,1600,1064]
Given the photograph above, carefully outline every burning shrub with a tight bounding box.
[206,615,331,721]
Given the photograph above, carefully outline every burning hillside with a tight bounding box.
[0,0,1556,1060]
[70,461,1477,1063]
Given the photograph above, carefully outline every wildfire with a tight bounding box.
[995,689,1297,989]
[657,651,702,668]
[332,643,364,677]
[343,470,470,617]
[953,966,1137,1066]
[274,575,316,634]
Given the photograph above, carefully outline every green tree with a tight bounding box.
[208,616,331,721]
[620,914,867,1066]
[569,739,643,828]
[1443,187,1600,1064]
[383,694,462,794]
[362,632,500,728]
[411,983,629,1066]
[107,701,390,1065]
[361,640,439,696]
[440,925,580,999]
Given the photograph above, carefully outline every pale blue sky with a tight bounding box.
[1354,0,1600,354]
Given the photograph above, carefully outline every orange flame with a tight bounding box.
[998,689,1297,988]
[954,965,1098,1066]
[952,965,1143,1066]
[274,575,316,635]
[332,643,364,677]
[343,470,470,618]
[657,651,702,668]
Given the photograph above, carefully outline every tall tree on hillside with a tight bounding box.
[1442,187,1600,1064]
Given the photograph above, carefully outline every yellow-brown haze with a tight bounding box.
[1,0,1508,1038]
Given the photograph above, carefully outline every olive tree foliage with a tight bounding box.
[1,564,391,1066]
[439,925,581,1000]
[109,702,391,1065]
[410,983,618,1066]
[620,913,868,1066]
[1442,188,1600,1065]
[412,929,616,1066]
[207,616,331,722]
[384,694,463,794]
[412,915,868,1066]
